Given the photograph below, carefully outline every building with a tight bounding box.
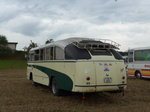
[7,42,18,51]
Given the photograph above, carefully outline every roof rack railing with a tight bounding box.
[72,39,120,50]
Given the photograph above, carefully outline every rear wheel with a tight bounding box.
[30,73,38,86]
[29,73,33,80]
[135,72,142,79]
[51,78,62,96]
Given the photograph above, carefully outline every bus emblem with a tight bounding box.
[109,63,112,66]
[99,63,103,66]
[104,68,109,71]
[104,63,108,66]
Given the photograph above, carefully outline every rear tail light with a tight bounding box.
[86,77,90,81]
[122,76,125,79]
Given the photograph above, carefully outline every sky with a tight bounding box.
[0,0,150,51]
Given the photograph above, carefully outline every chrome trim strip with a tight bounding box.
[75,84,127,87]
[28,60,123,63]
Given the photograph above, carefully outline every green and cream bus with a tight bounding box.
[27,37,127,96]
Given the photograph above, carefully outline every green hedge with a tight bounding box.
[0,60,27,69]
[0,50,26,60]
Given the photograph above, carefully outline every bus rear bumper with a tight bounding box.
[74,84,127,93]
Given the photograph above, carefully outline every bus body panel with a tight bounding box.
[94,61,126,91]
[74,61,96,92]
[27,61,74,91]
[27,38,127,94]
[27,63,49,85]
[73,60,127,92]
[127,47,150,78]
[28,60,127,93]
[128,62,150,78]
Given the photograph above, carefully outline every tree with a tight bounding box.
[0,35,8,46]
[0,35,12,57]
[28,40,38,49]
[45,39,54,44]
[24,40,38,54]
[0,46,12,56]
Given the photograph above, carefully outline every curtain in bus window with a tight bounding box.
[135,50,150,61]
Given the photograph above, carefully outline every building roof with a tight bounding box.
[129,46,150,51]
[8,42,18,44]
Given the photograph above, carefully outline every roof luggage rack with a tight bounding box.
[72,39,120,50]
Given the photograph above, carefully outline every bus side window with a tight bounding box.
[55,47,64,60]
[40,48,46,60]
[53,47,56,60]
[29,53,34,61]
[50,47,56,60]
[128,51,134,62]
[35,50,40,60]
[31,53,34,61]
[46,47,50,60]
[135,50,150,61]
[50,47,53,60]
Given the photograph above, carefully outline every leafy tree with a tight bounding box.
[23,40,38,60]
[24,40,38,54]
[28,40,38,49]
[45,39,54,44]
[0,35,12,57]
[0,46,12,56]
[0,35,8,46]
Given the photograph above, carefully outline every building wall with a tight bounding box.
[7,43,17,50]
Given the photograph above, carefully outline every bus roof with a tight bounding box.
[30,37,120,51]
[129,46,150,51]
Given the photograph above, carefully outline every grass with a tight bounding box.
[0,60,27,69]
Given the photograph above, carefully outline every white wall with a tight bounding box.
[7,43,17,50]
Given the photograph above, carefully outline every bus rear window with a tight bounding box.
[65,44,91,60]
[90,49,112,56]
[110,49,123,60]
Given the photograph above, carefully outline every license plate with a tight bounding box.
[104,77,112,83]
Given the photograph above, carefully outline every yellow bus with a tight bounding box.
[27,37,127,96]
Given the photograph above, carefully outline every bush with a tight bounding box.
[0,50,26,60]
[0,46,12,56]
[0,35,8,46]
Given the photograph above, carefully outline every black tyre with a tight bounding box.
[51,78,62,96]
[30,73,38,86]
[32,82,38,86]
[135,72,142,79]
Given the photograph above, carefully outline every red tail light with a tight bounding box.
[86,77,90,81]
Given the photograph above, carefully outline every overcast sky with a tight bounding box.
[0,0,150,51]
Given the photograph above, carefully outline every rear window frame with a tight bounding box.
[89,49,112,56]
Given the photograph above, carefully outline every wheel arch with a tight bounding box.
[49,76,54,87]
[29,72,33,80]
[135,70,142,78]
[135,70,141,76]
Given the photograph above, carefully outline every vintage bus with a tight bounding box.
[27,37,127,96]
[127,47,150,78]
